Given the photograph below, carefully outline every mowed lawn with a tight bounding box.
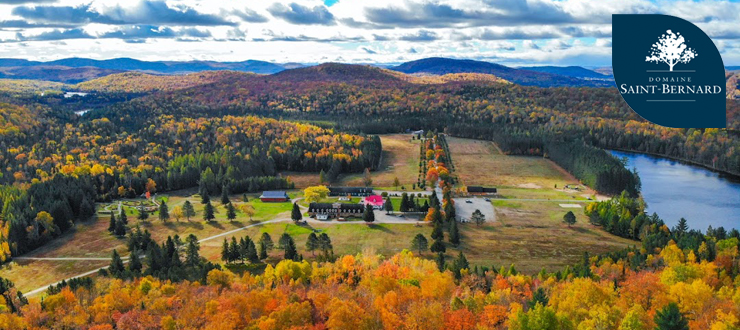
[448,137,578,190]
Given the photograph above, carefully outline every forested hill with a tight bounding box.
[391,57,612,87]
[0,66,124,84]
[78,62,740,180]
[75,71,253,93]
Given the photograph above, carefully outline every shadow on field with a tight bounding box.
[367,224,392,233]
[163,221,205,230]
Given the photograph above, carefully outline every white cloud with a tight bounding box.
[0,0,737,65]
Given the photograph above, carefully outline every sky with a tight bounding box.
[0,0,739,66]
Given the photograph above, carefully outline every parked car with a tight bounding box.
[484,198,491,202]
[465,200,473,203]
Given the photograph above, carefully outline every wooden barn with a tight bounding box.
[259,191,290,202]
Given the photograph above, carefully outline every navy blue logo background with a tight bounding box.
[613,14,726,128]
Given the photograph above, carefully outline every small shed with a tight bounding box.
[467,186,498,194]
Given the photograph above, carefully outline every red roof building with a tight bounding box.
[362,195,385,209]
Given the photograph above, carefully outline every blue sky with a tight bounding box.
[0,0,738,66]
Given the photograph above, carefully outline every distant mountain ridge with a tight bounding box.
[518,65,611,79]
[390,58,612,87]
[0,66,124,84]
[0,56,626,87]
[0,57,290,75]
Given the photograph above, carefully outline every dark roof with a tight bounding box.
[260,191,289,198]
[328,187,373,193]
[308,203,365,212]
[467,186,497,193]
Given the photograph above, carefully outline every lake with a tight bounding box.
[610,150,740,231]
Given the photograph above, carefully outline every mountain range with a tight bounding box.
[390,58,613,87]
[0,57,622,87]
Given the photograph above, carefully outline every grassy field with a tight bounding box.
[0,191,296,292]
[447,136,597,199]
[283,134,425,190]
[197,206,633,275]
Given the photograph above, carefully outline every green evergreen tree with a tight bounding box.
[229,237,239,263]
[137,205,149,221]
[306,232,319,256]
[226,202,237,221]
[128,249,142,275]
[563,211,576,227]
[259,240,268,260]
[384,197,394,214]
[259,232,274,251]
[120,209,128,225]
[528,288,549,309]
[221,185,230,205]
[654,302,689,330]
[431,221,444,241]
[238,238,248,263]
[221,239,230,263]
[411,234,428,254]
[449,220,461,247]
[185,234,200,267]
[109,249,125,277]
[435,252,446,272]
[182,200,196,221]
[246,239,259,263]
[203,200,215,222]
[158,200,169,222]
[108,212,116,233]
[199,180,210,204]
[363,204,375,223]
[282,235,298,260]
[400,193,409,212]
[201,188,210,204]
[451,252,469,279]
[675,218,689,237]
[291,202,302,223]
[430,239,446,253]
[114,218,126,237]
[318,233,333,254]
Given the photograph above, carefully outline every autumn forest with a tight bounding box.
[0,63,739,329]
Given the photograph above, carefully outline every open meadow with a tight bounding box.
[447,136,599,200]
[283,134,425,191]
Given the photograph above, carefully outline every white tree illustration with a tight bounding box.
[645,30,697,71]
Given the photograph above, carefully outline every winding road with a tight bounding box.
[21,198,423,297]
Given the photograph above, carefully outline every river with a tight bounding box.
[610,150,740,231]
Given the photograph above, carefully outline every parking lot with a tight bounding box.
[453,197,495,223]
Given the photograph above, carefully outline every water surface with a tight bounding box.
[611,150,740,231]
